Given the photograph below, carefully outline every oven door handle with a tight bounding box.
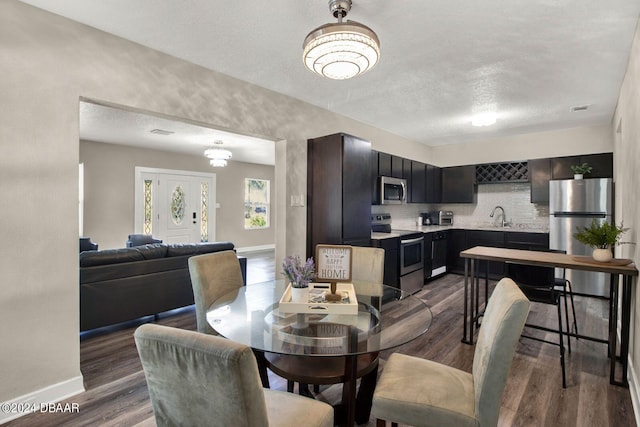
[401,236,424,245]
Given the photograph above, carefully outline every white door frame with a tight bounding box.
[134,167,216,242]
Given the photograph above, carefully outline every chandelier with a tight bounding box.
[204,141,232,167]
[303,0,380,80]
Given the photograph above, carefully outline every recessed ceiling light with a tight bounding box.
[471,112,497,127]
[570,105,591,112]
[149,128,174,135]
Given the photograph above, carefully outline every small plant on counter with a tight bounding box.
[281,255,315,288]
[573,219,629,249]
[570,163,592,176]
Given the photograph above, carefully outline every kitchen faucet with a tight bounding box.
[490,205,508,227]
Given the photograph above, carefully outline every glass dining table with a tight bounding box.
[207,280,432,427]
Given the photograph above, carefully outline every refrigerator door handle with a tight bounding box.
[552,212,607,218]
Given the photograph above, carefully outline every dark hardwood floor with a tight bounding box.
[7,250,635,426]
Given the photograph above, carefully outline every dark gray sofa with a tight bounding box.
[79,242,246,331]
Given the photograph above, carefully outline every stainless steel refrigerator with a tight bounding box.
[549,178,613,297]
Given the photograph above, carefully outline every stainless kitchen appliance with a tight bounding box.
[379,176,407,205]
[430,231,448,277]
[371,213,424,294]
[399,232,425,293]
[423,210,454,226]
[549,178,613,297]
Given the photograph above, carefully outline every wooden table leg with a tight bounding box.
[341,354,357,427]
[355,358,379,424]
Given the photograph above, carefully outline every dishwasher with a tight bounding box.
[431,231,448,277]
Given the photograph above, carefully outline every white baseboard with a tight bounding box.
[0,376,84,424]
[236,244,275,253]
[628,357,640,427]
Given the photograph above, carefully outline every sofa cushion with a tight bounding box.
[167,242,234,257]
[136,243,169,259]
[80,247,144,267]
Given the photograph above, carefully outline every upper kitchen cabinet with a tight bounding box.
[410,160,426,203]
[441,165,475,203]
[551,153,613,180]
[529,153,613,203]
[391,155,404,178]
[426,164,442,203]
[307,133,372,257]
[529,158,552,203]
[378,152,392,177]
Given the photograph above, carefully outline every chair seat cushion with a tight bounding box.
[373,353,478,427]
[264,389,334,427]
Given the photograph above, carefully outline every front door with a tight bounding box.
[135,167,216,243]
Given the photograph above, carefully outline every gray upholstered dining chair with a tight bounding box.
[351,246,385,309]
[372,278,530,427]
[188,250,245,335]
[134,323,334,427]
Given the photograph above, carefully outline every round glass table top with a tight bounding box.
[207,280,432,357]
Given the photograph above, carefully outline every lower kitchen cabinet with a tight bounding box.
[505,232,549,251]
[372,237,400,287]
[467,230,506,279]
[446,229,550,279]
[447,230,469,275]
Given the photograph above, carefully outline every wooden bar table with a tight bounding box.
[460,246,637,387]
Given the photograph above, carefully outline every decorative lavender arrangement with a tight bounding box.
[282,255,315,288]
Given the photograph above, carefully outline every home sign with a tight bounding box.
[315,244,353,283]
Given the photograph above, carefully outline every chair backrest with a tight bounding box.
[472,278,530,427]
[506,262,555,289]
[351,246,385,297]
[134,323,269,427]
[188,250,244,335]
[126,234,162,247]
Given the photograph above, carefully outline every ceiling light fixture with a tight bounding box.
[471,112,497,127]
[302,0,380,80]
[204,140,232,167]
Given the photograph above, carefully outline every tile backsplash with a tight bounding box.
[372,182,549,231]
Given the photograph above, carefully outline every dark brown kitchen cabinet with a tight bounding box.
[391,155,404,178]
[466,230,506,279]
[530,153,613,203]
[551,152,613,180]
[378,152,392,177]
[372,237,400,286]
[505,232,549,251]
[410,161,426,203]
[529,158,552,203]
[426,164,442,203]
[441,165,475,203]
[447,230,470,274]
[371,150,380,204]
[307,133,372,257]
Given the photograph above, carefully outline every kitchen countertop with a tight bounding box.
[371,225,549,240]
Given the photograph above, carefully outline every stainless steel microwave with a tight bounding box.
[379,176,407,204]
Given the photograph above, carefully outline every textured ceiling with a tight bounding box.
[20,0,640,158]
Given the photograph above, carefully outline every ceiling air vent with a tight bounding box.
[149,128,174,135]
[570,105,590,112]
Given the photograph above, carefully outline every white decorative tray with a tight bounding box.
[278,282,358,315]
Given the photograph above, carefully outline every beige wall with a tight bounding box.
[1,0,637,412]
[612,19,640,402]
[0,0,418,405]
[432,123,613,167]
[80,140,275,250]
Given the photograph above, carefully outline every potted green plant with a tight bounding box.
[573,219,629,262]
[570,163,592,179]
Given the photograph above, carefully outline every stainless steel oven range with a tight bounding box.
[371,214,425,294]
